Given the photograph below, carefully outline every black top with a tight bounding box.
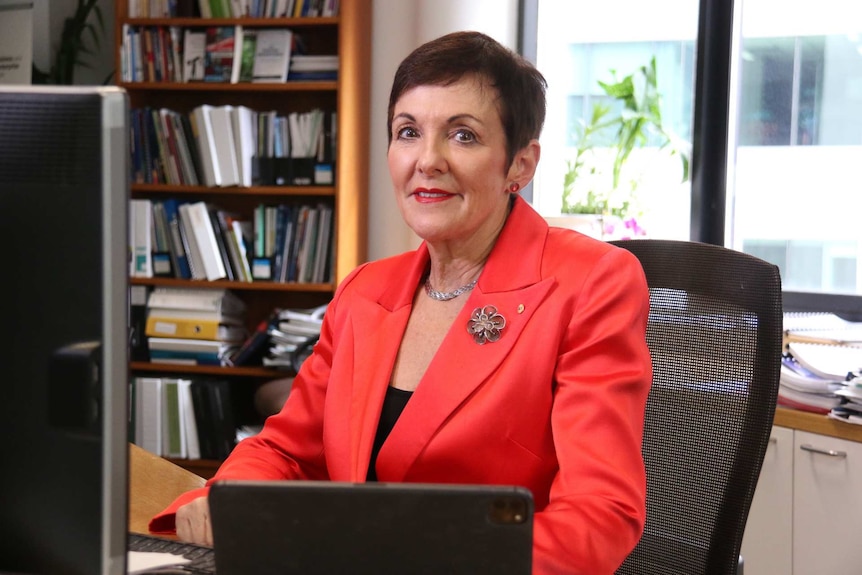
[366,386,413,481]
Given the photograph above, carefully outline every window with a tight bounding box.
[526,0,862,306]
[530,0,698,240]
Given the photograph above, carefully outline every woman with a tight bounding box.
[152,31,652,574]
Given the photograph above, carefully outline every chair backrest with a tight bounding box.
[610,239,782,575]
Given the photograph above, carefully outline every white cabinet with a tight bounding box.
[741,426,862,575]
[740,426,793,574]
[793,430,862,575]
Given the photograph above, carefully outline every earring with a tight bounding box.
[508,182,520,193]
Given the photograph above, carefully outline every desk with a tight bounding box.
[129,443,205,535]
[773,406,862,443]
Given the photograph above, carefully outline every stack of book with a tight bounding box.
[288,54,338,81]
[145,287,248,366]
[130,375,237,460]
[781,312,862,418]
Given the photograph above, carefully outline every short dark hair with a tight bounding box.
[387,31,547,167]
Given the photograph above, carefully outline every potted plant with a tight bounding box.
[557,57,690,239]
[32,0,110,85]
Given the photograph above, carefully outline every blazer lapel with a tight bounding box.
[377,197,556,481]
[337,249,429,480]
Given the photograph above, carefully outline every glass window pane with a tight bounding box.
[730,0,862,295]
[533,0,698,241]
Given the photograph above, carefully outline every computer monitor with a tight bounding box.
[0,86,129,575]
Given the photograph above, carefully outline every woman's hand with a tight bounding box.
[175,495,213,547]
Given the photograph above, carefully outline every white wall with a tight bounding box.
[367,0,520,261]
[32,0,115,84]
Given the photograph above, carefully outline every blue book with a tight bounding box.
[161,198,192,279]
[148,349,222,366]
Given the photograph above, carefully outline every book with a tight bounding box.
[251,28,293,83]
[129,198,153,278]
[150,201,174,276]
[185,201,228,281]
[203,26,235,82]
[177,202,208,280]
[147,286,246,315]
[190,380,217,459]
[146,306,244,325]
[145,315,248,342]
[160,199,192,279]
[182,29,206,82]
[148,349,224,366]
[312,204,333,282]
[215,210,252,282]
[148,336,236,354]
[166,110,199,186]
[230,218,254,282]
[129,285,151,362]
[236,28,257,82]
[230,25,245,84]
[230,105,256,187]
[134,377,164,456]
[209,379,238,459]
[161,378,186,458]
[178,379,201,460]
[148,336,239,366]
[207,206,235,281]
[189,105,220,187]
[207,105,241,187]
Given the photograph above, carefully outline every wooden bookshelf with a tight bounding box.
[117,0,371,472]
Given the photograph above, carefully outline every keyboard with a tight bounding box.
[128,533,216,574]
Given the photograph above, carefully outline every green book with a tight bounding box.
[162,379,183,458]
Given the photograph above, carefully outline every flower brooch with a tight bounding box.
[467,305,506,345]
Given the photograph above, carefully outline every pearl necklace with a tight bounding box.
[424,276,479,301]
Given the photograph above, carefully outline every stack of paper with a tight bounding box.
[781,312,862,420]
[778,352,844,414]
[264,304,327,370]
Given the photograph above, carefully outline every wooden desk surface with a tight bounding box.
[129,443,206,535]
[774,406,862,443]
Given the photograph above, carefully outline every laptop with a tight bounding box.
[208,480,534,575]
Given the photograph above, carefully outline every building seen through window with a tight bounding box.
[531,0,862,296]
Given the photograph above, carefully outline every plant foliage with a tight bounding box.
[32,0,109,85]
[562,57,690,217]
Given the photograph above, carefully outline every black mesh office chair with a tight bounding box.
[610,239,782,575]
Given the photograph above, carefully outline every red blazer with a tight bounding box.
[151,197,652,575]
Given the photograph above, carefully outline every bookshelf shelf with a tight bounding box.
[131,183,335,197]
[117,81,338,92]
[124,17,340,27]
[131,361,281,379]
[119,0,370,471]
[130,277,334,292]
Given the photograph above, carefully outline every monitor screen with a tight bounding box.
[0,85,129,575]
